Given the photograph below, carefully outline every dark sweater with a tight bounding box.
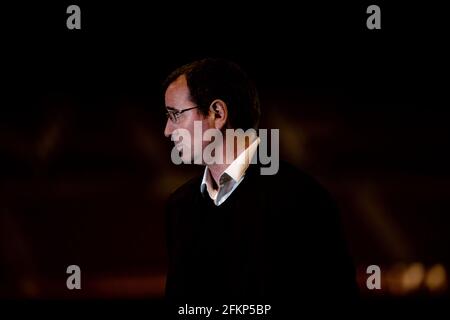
[165,161,358,308]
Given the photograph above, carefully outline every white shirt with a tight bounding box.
[200,137,260,206]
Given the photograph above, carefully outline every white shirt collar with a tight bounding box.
[200,136,260,205]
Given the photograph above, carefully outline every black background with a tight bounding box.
[1,0,449,317]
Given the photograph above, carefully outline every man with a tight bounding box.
[163,58,358,311]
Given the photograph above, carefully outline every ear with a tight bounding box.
[209,99,228,130]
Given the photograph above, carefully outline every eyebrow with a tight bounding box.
[165,106,178,111]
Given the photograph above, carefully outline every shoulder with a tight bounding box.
[245,160,338,217]
[251,160,328,194]
[166,174,202,208]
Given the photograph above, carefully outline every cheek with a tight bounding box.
[186,116,211,134]
[178,116,213,144]
[201,117,215,131]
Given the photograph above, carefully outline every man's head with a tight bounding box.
[163,58,260,164]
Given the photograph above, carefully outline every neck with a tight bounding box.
[208,163,230,186]
[206,131,256,186]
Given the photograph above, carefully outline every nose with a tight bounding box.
[164,119,174,138]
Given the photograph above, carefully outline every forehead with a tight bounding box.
[165,75,192,106]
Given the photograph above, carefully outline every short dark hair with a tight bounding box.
[163,58,261,130]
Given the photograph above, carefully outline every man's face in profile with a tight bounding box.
[164,75,214,164]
